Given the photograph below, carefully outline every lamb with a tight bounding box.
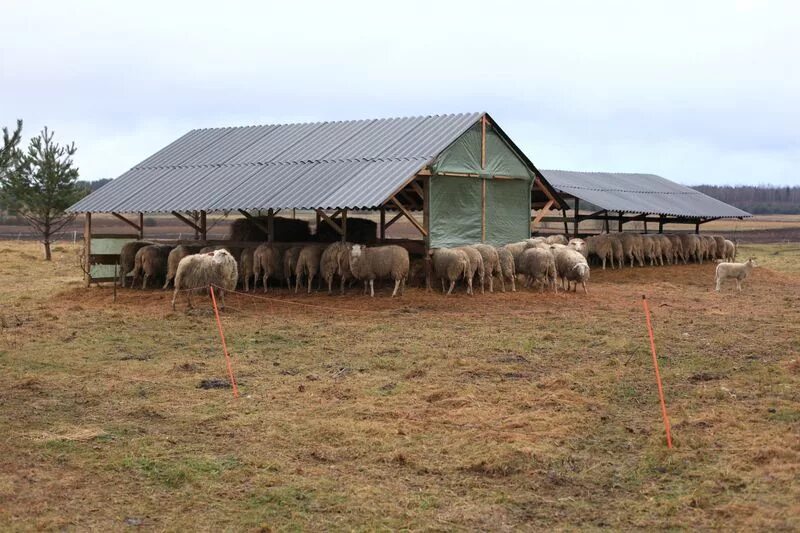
[252,244,287,292]
[545,234,568,245]
[519,247,557,292]
[723,239,737,262]
[715,257,757,292]
[295,244,326,294]
[119,241,153,287]
[472,244,502,293]
[129,244,173,289]
[496,246,517,292]
[171,249,238,311]
[620,233,644,268]
[348,244,410,297]
[455,246,485,295]
[553,247,590,293]
[320,241,353,295]
[432,248,470,295]
[163,244,204,289]
[282,246,303,290]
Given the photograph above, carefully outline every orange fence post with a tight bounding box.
[210,286,239,399]
[642,295,673,449]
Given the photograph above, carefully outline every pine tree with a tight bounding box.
[0,124,87,260]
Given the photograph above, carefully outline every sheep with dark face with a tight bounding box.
[348,244,409,297]
[171,249,238,311]
[129,244,173,289]
[119,241,153,287]
[432,248,469,296]
[163,244,204,289]
[496,246,516,292]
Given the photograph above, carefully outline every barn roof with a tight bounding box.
[540,170,751,218]
[70,112,545,214]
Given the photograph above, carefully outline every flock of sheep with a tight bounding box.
[116,230,745,308]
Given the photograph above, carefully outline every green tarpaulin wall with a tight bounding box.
[428,120,533,248]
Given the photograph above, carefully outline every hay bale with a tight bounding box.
[316,217,376,244]
[227,216,311,242]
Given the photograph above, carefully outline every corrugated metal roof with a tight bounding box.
[69,112,484,213]
[541,170,751,218]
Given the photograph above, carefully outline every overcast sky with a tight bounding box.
[1,0,797,186]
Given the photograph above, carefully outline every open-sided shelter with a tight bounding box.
[69,112,562,283]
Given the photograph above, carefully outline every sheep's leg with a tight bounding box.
[218,290,225,310]
[327,276,333,295]
[307,273,313,294]
[499,275,505,293]
[163,276,171,290]
[510,275,516,292]
[488,274,493,293]
[391,278,401,297]
[736,279,741,292]
[446,280,455,295]
[142,273,148,290]
[244,275,249,292]
[369,279,375,297]
[582,280,588,294]
[186,290,193,310]
[339,275,346,296]
[480,274,485,295]
[401,276,406,295]
[263,273,270,293]
[466,277,473,296]
[171,288,178,310]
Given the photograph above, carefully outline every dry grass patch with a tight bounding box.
[0,240,798,530]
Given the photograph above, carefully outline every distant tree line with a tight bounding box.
[693,185,800,214]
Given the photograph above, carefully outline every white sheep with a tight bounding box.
[519,247,557,292]
[349,244,410,297]
[320,241,353,295]
[554,247,590,293]
[253,243,286,292]
[545,234,568,245]
[567,238,588,258]
[723,239,737,262]
[432,248,470,295]
[295,244,326,294]
[171,249,238,311]
[163,244,203,289]
[496,246,517,292]
[456,246,485,295]
[715,257,757,292]
[472,244,502,293]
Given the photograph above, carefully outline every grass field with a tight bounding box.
[1,241,799,530]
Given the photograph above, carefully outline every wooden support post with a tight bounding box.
[316,210,321,231]
[644,219,648,234]
[618,211,624,232]
[138,212,144,239]
[341,209,348,242]
[84,213,92,287]
[481,115,487,170]
[174,211,203,234]
[573,197,580,237]
[200,211,207,241]
[422,176,430,248]
[379,206,386,242]
[562,209,569,235]
[695,221,700,234]
[267,208,275,243]
[193,211,199,240]
[659,216,665,234]
[481,178,487,242]
[604,211,610,234]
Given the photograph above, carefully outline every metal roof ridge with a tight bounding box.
[184,111,483,134]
